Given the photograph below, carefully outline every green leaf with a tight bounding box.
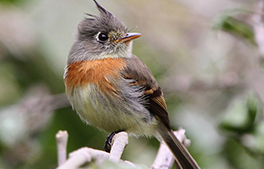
[220,93,260,134]
[214,15,256,45]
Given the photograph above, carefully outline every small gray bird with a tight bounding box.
[64,1,200,168]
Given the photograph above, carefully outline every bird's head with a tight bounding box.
[68,0,141,63]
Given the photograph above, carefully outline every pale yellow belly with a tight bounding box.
[67,84,158,136]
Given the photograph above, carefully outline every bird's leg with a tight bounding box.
[104,130,124,152]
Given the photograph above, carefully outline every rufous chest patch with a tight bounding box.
[64,58,126,93]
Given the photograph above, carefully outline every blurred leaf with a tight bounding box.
[246,94,259,124]
[223,139,263,169]
[0,0,22,4]
[214,16,255,45]
[253,121,264,153]
[219,93,260,134]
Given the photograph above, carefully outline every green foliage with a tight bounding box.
[220,93,259,134]
[0,0,16,3]
[220,93,264,168]
[214,15,256,45]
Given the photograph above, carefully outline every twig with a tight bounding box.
[109,131,128,162]
[56,130,68,166]
[151,129,191,169]
[56,129,193,169]
[57,147,110,169]
[56,131,135,169]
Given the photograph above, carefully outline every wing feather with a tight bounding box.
[122,55,171,129]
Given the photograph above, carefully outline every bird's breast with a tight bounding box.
[64,58,126,93]
[64,58,127,125]
[63,58,132,132]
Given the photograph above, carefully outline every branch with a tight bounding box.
[56,131,135,169]
[56,129,194,169]
[56,130,68,166]
[151,129,191,169]
[108,131,128,162]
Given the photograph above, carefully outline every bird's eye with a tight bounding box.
[98,33,108,42]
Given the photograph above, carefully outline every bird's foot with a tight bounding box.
[104,130,124,152]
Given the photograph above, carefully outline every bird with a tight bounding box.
[64,0,200,168]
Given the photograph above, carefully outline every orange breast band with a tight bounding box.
[65,58,126,93]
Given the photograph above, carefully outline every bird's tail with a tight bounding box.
[157,123,200,169]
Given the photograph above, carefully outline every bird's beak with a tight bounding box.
[114,33,141,43]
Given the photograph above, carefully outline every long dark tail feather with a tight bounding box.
[157,123,200,169]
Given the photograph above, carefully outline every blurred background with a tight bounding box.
[1,0,264,168]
